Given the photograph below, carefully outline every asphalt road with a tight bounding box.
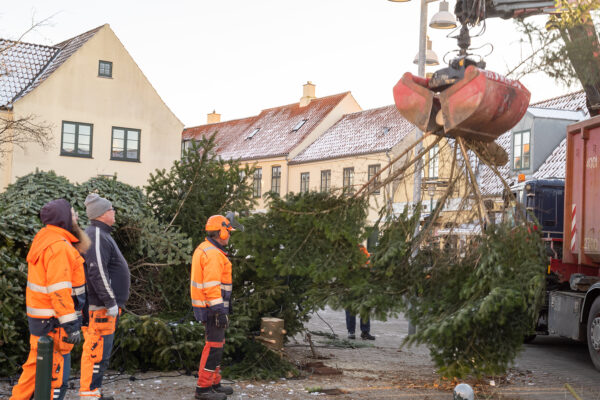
[513,335,600,398]
[303,307,600,399]
[1,310,598,399]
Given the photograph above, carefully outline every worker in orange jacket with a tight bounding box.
[11,199,89,400]
[191,212,243,400]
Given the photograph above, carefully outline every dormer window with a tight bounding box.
[292,119,307,132]
[247,128,260,139]
[99,60,112,78]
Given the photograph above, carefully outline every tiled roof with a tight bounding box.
[290,105,414,163]
[533,137,566,179]
[0,40,57,106]
[478,91,588,195]
[183,115,258,154]
[478,131,514,196]
[183,92,350,161]
[0,25,102,107]
[531,90,588,116]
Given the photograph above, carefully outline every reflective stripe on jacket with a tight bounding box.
[190,238,232,322]
[25,225,85,336]
[84,220,130,309]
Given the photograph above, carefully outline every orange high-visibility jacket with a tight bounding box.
[359,244,371,266]
[190,239,232,323]
[26,225,86,336]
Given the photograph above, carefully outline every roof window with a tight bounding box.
[247,128,260,139]
[382,127,390,135]
[292,119,307,132]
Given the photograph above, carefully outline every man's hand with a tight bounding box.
[215,313,229,329]
[63,330,82,344]
[106,305,119,317]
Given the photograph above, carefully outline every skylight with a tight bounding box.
[382,127,390,135]
[292,119,307,132]
[247,128,260,139]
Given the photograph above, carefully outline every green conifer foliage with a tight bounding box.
[232,191,369,337]
[78,177,191,314]
[403,224,547,378]
[145,135,255,247]
[0,172,189,376]
[0,171,82,375]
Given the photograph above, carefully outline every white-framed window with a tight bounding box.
[513,130,531,170]
[300,172,310,193]
[343,167,354,193]
[320,170,331,192]
[428,144,439,178]
[368,164,381,194]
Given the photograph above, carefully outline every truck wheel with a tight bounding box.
[587,297,600,371]
[524,334,536,343]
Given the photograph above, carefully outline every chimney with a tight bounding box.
[207,110,221,124]
[299,81,316,107]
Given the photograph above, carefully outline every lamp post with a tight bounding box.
[389,0,456,218]
[388,0,456,336]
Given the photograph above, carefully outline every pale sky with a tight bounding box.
[2,0,578,127]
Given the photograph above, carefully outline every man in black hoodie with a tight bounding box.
[79,193,130,400]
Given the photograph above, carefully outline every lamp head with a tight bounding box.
[430,1,458,29]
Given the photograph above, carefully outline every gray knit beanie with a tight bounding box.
[85,193,113,220]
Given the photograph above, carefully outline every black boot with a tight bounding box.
[212,383,234,395]
[361,332,376,340]
[195,386,227,400]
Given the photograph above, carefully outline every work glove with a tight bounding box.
[63,330,82,344]
[215,313,229,329]
[106,304,119,317]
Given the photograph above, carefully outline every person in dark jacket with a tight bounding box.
[79,193,130,400]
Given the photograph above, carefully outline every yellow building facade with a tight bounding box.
[183,84,361,211]
[0,24,183,189]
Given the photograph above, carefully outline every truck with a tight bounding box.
[514,119,600,370]
[392,0,600,370]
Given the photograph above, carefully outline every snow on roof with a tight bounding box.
[478,91,589,195]
[0,25,102,107]
[183,92,350,161]
[0,40,57,107]
[531,90,588,116]
[527,107,585,121]
[533,137,566,180]
[478,131,513,196]
[290,105,414,163]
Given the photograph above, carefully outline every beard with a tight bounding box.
[72,222,91,255]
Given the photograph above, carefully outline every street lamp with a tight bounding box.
[413,36,439,65]
[429,1,458,29]
[389,0,457,336]
[388,0,456,219]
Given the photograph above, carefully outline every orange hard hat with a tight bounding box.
[206,212,244,240]
[206,215,233,232]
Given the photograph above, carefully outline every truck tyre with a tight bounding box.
[524,334,536,344]
[587,296,600,371]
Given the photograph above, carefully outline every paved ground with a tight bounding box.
[1,308,599,399]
